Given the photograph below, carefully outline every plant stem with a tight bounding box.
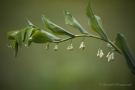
[52,34,122,54]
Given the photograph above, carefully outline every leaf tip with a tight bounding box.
[41,14,45,18]
[88,1,90,5]
[117,32,125,38]
[87,2,91,8]
[63,10,68,14]
[86,2,91,15]
[25,18,33,26]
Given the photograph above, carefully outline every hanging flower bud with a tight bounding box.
[70,44,73,50]
[79,42,83,49]
[97,49,100,57]
[79,42,85,50]
[110,52,114,60]
[54,45,58,51]
[107,52,114,62]
[67,45,70,51]
[67,44,73,51]
[106,52,110,58]
[108,55,112,62]
[46,44,49,50]
[81,43,85,50]
[99,49,104,58]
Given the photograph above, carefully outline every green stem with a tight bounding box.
[99,41,103,49]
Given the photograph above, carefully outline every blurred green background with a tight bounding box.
[0,0,135,90]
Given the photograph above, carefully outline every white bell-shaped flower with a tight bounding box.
[54,45,58,51]
[106,52,110,58]
[67,44,73,51]
[110,52,114,60]
[99,49,104,58]
[108,55,112,62]
[107,52,114,62]
[97,49,100,57]
[79,42,85,50]
[46,44,49,50]
[70,44,73,50]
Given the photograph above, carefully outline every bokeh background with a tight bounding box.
[1,0,135,90]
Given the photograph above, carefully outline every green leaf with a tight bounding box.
[15,28,27,47]
[7,22,50,47]
[115,33,135,75]
[25,18,38,29]
[63,10,89,34]
[24,27,36,47]
[29,30,61,43]
[25,18,34,26]
[7,27,36,47]
[7,30,19,40]
[107,42,115,51]
[41,15,75,37]
[7,40,18,57]
[14,40,18,57]
[86,2,109,41]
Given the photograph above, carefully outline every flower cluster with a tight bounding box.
[106,52,114,62]
[46,42,114,62]
[97,48,104,58]
[97,48,114,62]
[51,42,85,51]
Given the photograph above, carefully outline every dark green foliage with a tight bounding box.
[41,15,75,37]
[86,2,109,41]
[115,33,135,75]
[64,10,89,34]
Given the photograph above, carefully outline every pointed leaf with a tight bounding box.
[25,18,34,26]
[64,10,89,34]
[15,28,27,47]
[115,33,135,75]
[41,15,75,37]
[29,30,61,43]
[86,2,109,41]
[14,40,18,57]
[24,27,36,47]
[25,18,38,29]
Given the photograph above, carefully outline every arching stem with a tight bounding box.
[52,34,122,54]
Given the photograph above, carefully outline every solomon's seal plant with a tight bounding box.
[7,2,135,75]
